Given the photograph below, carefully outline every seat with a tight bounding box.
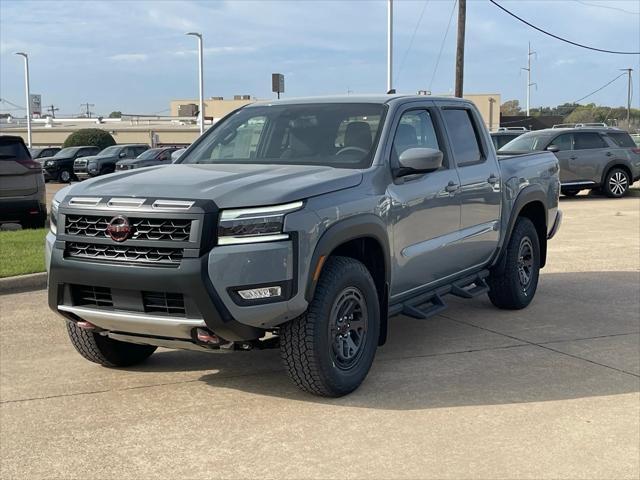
[344,122,372,151]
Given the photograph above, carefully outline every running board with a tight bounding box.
[390,270,490,320]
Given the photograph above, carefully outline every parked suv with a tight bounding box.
[29,147,61,161]
[47,96,561,397]
[0,135,46,228]
[43,146,100,183]
[116,147,179,171]
[74,144,149,179]
[499,127,640,197]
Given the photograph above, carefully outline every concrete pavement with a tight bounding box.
[1,191,638,479]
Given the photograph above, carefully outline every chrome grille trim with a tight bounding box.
[107,198,146,208]
[69,197,102,207]
[152,200,195,210]
[65,215,192,242]
[66,242,183,266]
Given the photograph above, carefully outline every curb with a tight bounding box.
[0,272,47,295]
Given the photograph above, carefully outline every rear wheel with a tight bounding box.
[280,256,380,397]
[66,321,156,367]
[603,168,630,198]
[488,217,540,310]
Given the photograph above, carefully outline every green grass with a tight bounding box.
[0,228,47,278]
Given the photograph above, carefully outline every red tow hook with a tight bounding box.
[196,328,220,345]
[76,321,96,330]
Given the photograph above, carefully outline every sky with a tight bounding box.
[1,0,639,117]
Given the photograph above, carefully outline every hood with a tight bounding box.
[116,158,151,166]
[65,163,363,209]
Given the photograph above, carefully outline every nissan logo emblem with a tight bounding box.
[106,215,132,242]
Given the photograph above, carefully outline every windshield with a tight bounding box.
[53,147,81,158]
[136,148,161,160]
[180,103,386,169]
[498,132,554,153]
[99,146,121,156]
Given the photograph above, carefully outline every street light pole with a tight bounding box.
[15,52,32,147]
[621,68,633,128]
[186,32,205,135]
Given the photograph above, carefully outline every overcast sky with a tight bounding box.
[1,0,638,116]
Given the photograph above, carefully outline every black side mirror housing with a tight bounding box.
[396,147,444,177]
[546,145,560,153]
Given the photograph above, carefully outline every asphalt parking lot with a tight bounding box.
[1,188,639,479]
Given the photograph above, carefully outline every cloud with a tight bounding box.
[109,53,149,62]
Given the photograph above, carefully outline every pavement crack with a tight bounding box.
[438,313,640,379]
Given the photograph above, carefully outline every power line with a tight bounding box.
[397,0,430,85]
[574,72,626,103]
[489,0,640,55]
[574,0,639,16]
[428,0,457,92]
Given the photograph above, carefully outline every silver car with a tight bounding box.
[499,127,640,197]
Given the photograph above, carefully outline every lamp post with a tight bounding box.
[15,52,32,147]
[185,32,205,135]
[387,0,393,93]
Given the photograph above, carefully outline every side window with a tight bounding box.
[211,116,267,160]
[574,132,607,150]
[606,132,636,148]
[441,109,482,166]
[392,109,440,158]
[551,133,573,151]
[136,147,148,156]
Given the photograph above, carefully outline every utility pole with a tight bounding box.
[46,104,59,118]
[14,52,31,147]
[621,68,633,128]
[387,0,393,93]
[80,102,94,118]
[454,0,466,98]
[521,42,536,116]
[186,32,205,135]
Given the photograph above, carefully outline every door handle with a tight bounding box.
[606,152,613,157]
[445,181,459,193]
[487,174,499,185]
[570,156,577,160]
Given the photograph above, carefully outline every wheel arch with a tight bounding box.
[305,215,391,346]
[601,161,632,188]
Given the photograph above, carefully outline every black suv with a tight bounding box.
[74,144,149,179]
[43,146,101,183]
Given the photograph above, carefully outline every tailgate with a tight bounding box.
[0,140,40,197]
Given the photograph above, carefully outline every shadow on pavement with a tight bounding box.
[131,271,640,410]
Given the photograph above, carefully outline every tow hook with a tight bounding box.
[76,321,96,330]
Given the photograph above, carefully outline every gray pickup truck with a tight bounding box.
[46,95,561,397]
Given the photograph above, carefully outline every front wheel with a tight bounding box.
[58,169,72,183]
[487,217,540,310]
[66,321,156,367]
[603,168,630,198]
[280,256,380,397]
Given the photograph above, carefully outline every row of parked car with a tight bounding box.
[491,125,640,198]
[29,144,186,183]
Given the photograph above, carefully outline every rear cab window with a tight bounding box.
[441,108,483,166]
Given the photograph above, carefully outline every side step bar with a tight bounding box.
[390,270,490,320]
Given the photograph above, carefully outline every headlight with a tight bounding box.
[50,199,60,235]
[45,160,55,167]
[218,201,303,245]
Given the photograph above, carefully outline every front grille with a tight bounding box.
[65,215,191,242]
[72,285,113,307]
[66,242,183,266]
[142,291,186,316]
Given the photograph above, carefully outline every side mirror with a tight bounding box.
[396,148,443,177]
[546,145,560,153]
[119,151,127,158]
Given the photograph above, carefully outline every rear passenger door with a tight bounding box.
[571,132,610,183]
[387,103,462,296]
[439,103,501,268]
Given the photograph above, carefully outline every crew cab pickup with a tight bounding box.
[46,95,561,397]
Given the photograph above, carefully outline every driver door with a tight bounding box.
[387,104,462,297]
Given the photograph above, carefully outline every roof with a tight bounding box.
[248,94,472,107]
[527,127,624,134]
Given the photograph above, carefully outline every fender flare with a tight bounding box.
[494,184,548,272]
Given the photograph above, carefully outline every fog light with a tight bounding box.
[237,286,282,300]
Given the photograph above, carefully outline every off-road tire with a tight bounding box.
[603,167,630,198]
[66,321,156,367]
[487,217,540,310]
[280,256,380,397]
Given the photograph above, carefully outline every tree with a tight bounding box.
[108,111,122,118]
[63,128,116,150]
[500,100,522,116]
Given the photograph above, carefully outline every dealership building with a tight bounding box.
[0,93,501,148]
